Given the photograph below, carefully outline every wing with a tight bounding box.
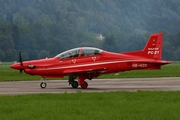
[63,67,108,75]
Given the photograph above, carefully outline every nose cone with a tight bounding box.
[10,63,23,70]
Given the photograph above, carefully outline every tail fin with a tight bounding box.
[123,33,163,60]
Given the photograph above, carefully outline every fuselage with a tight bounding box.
[10,49,170,78]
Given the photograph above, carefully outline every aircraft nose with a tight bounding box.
[10,63,23,70]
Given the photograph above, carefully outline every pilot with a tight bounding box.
[69,52,73,58]
[94,50,99,54]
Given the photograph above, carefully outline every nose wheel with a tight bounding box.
[40,77,47,88]
[40,82,47,88]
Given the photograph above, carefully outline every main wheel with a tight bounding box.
[71,81,78,88]
[68,75,77,85]
[40,82,47,88]
[81,81,88,89]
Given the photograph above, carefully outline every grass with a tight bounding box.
[0,62,180,81]
[0,91,180,120]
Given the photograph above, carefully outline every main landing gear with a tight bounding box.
[70,81,88,89]
[68,75,88,89]
[80,81,88,89]
[69,76,78,88]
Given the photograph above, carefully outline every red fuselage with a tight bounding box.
[10,50,170,78]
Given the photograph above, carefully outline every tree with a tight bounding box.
[102,33,116,52]
[38,50,50,59]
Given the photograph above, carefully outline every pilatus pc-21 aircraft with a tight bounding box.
[10,33,170,89]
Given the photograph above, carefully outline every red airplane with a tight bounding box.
[10,33,171,89]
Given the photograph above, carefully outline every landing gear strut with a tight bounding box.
[78,75,88,89]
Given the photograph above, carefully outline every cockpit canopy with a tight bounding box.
[55,47,103,59]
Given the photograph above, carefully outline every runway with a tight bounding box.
[0,77,180,95]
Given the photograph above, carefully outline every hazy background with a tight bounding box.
[0,0,180,61]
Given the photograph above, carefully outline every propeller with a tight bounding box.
[19,51,24,73]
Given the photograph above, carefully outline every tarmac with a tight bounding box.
[0,77,180,95]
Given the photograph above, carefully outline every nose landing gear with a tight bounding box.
[40,77,47,88]
[40,82,47,88]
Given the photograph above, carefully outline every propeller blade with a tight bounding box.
[19,51,23,66]
[19,51,24,73]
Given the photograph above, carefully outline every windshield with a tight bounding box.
[55,48,80,59]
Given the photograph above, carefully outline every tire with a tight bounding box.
[40,82,47,88]
[81,81,88,89]
[71,81,78,88]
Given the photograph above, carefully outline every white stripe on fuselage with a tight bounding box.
[37,59,154,71]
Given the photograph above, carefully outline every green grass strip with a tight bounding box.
[0,91,180,120]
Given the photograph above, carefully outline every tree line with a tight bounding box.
[0,0,180,61]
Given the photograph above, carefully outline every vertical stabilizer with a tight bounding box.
[122,33,163,60]
[142,33,162,60]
